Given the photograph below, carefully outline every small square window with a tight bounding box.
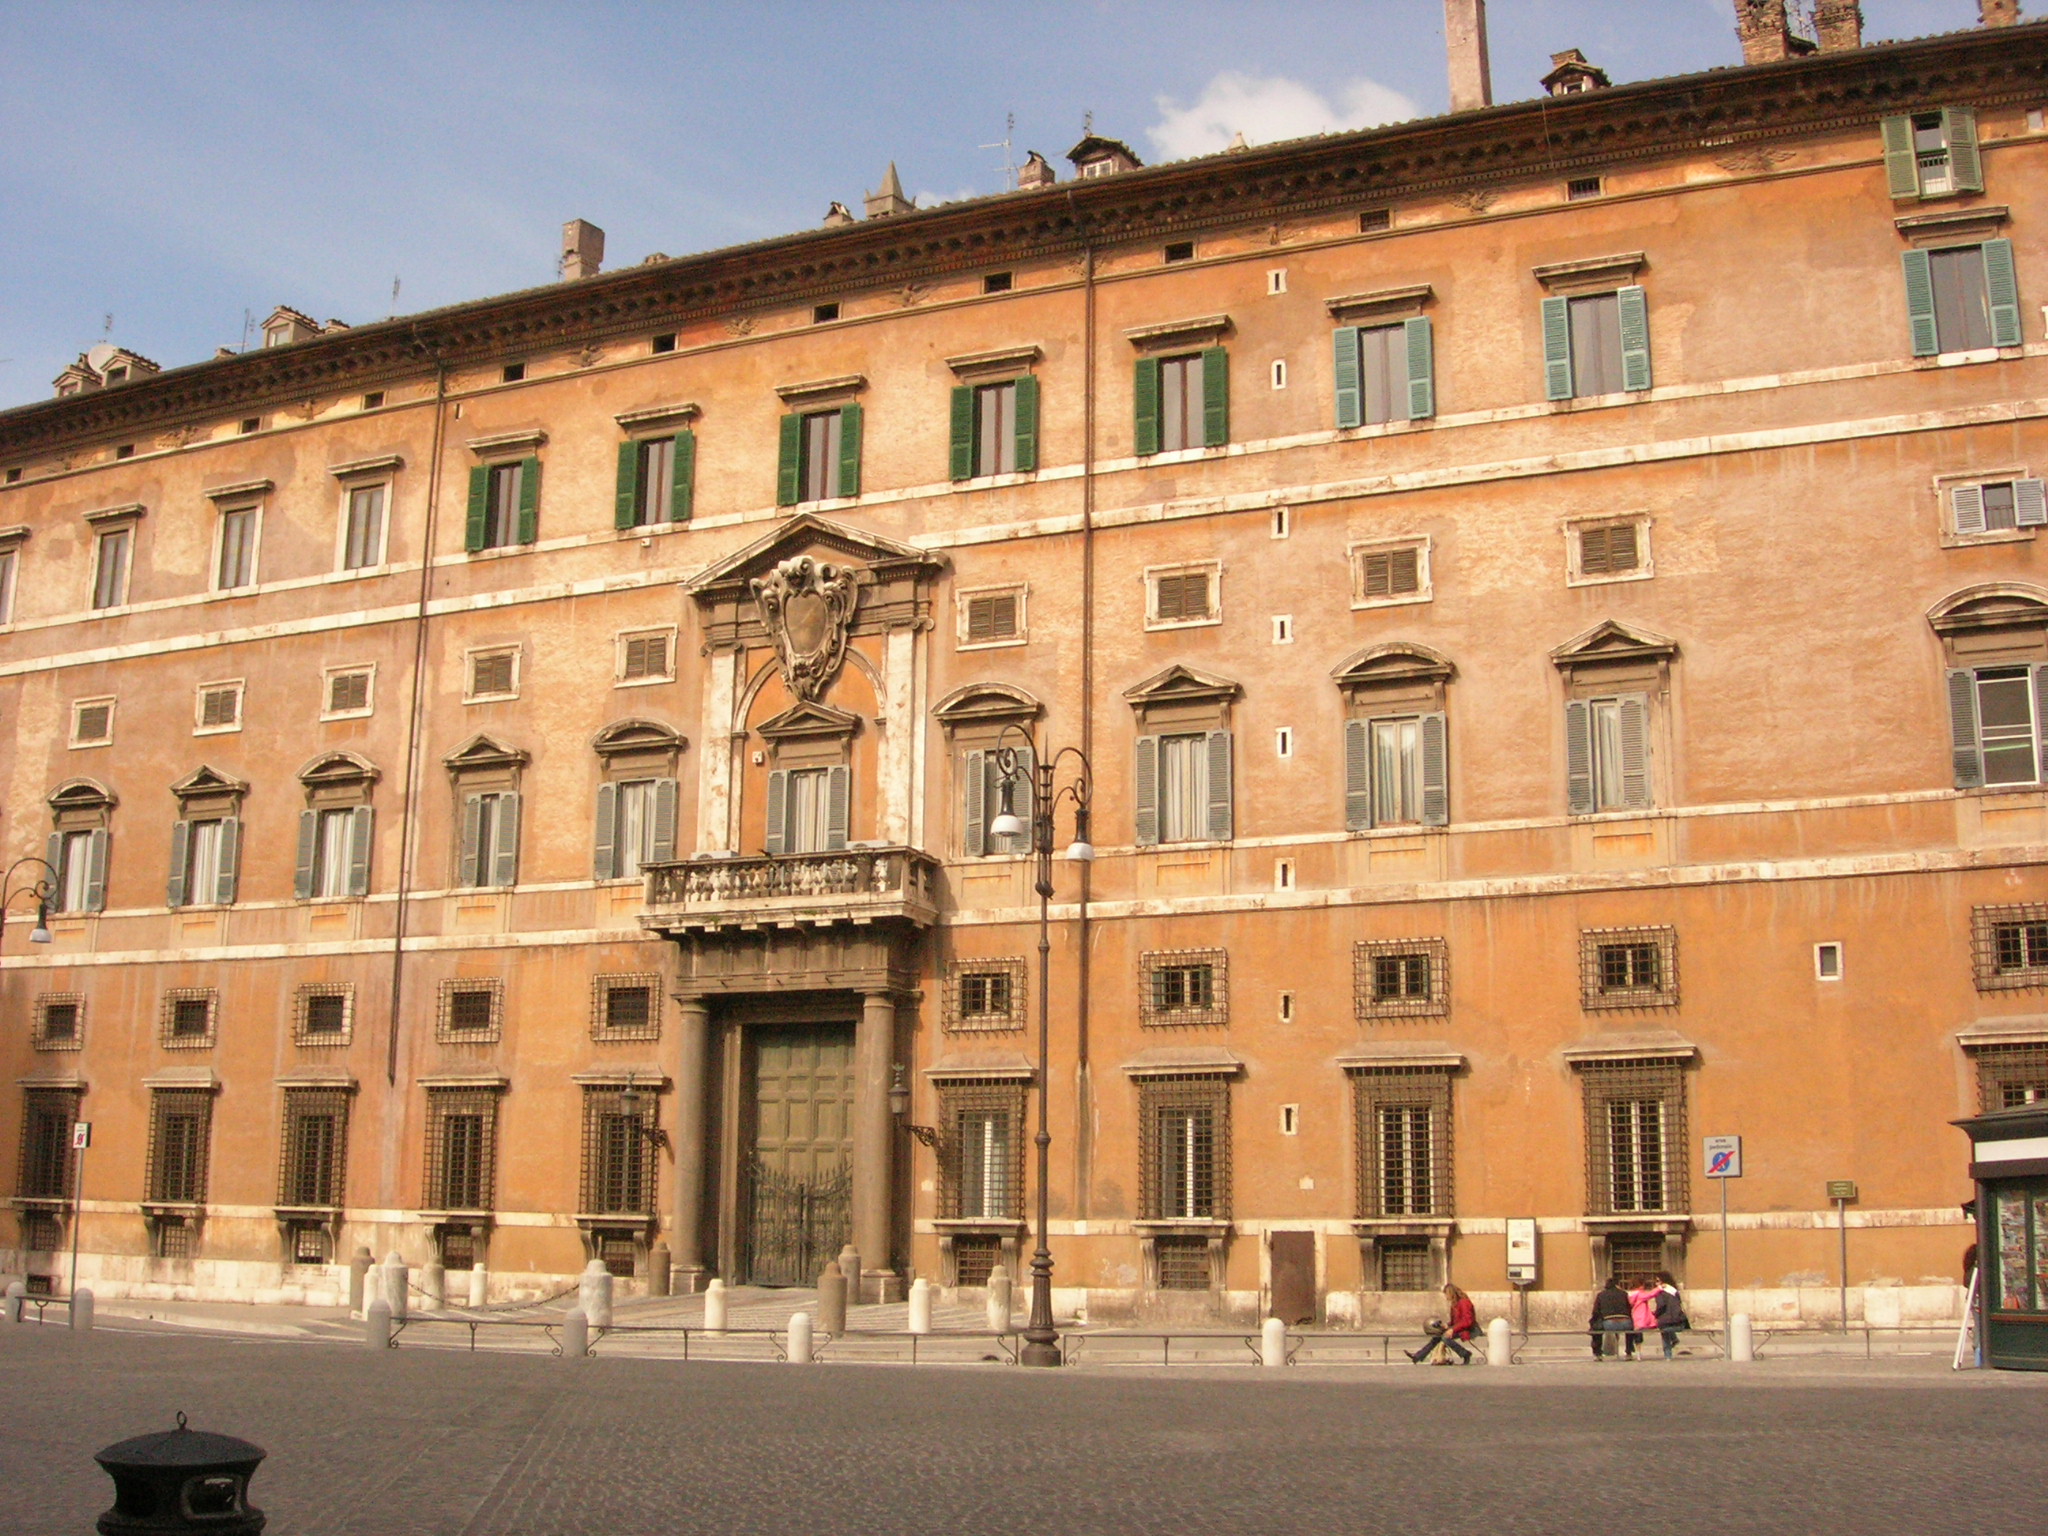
[592,973,663,1041]
[195,681,243,735]
[813,302,840,324]
[34,995,84,1051]
[1146,563,1220,628]
[161,989,218,1048]
[1350,539,1431,608]
[983,272,1013,295]
[295,985,353,1045]
[959,587,1025,648]
[1354,938,1450,1020]
[438,977,504,1042]
[466,648,519,702]
[501,363,525,383]
[1359,208,1392,233]
[115,444,135,460]
[617,630,675,685]
[5,468,22,484]
[1581,926,1680,1009]
[1567,176,1604,201]
[239,417,261,435]
[1164,241,1196,264]
[70,697,115,748]
[324,666,374,720]
[1815,942,1844,981]
[362,392,385,410]
[651,333,678,354]
[1569,517,1653,584]
[1973,904,2048,990]
[1140,949,1228,1027]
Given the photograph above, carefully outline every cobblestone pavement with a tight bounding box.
[3,1324,2043,1536]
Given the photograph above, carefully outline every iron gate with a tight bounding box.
[743,1156,851,1286]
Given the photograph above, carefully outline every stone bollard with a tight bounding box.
[838,1244,862,1305]
[420,1260,446,1312]
[365,1297,392,1349]
[467,1267,488,1309]
[383,1252,410,1322]
[4,1280,24,1324]
[703,1278,728,1335]
[562,1306,589,1361]
[1261,1316,1287,1368]
[986,1264,1013,1333]
[1730,1312,1754,1363]
[648,1242,672,1298]
[1486,1316,1512,1367]
[70,1288,94,1333]
[348,1245,374,1314]
[788,1309,814,1364]
[579,1259,615,1330]
[818,1262,848,1336]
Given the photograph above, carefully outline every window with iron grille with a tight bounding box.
[17,1088,80,1200]
[154,1216,195,1259]
[1351,1067,1453,1217]
[437,977,503,1043]
[33,994,83,1051]
[1974,1042,2048,1111]
[1353,938,1450,1020]
[438,1224,479,1270]
[947,958,1026,1031]
[1139,1075,1231,1220]
[591,974,662,1041]
[278,1089,350,1210]
[145,1089,214,1205]
[1154,1234,1213,1291]
[953,1234,1002,1287]
[1606,1232,1667,1287]
[1581,926,1679,1009]
[594,1229,638,1277]
[936,1081,1026,1220]
[1378,1237,1434,1292]
[294,984,353,1045]
[21,1211,63,1253]
[424,1089,499,1212]
[1577,1058,1688,1216]
[288,1222,331,1265]
[1140,949,1228,1027]
[1973,905,2048,990]
[160,989,217,1049]
[580,1087,656,1217]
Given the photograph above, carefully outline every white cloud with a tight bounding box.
[1146,72,1420,161]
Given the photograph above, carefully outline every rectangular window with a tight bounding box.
[618,631,673,683]
[1974,667,2042,787]
[1974,1043,2048,1112]
[53,829,96,913]
[1568,291,1623,397]
[976,381,1018,477]
[0,546,16,623]
[983,271,1013,294]
[92,526,131,609]
[481,462,523,549]
[439,979,502,1040]
[146,1089,213,1204]
[948,958,1025,1030]
[581,1088,655,1216]
[1580,926,1680,1009]
[425,1090,498,1212]
[459,791,520,889]
[467,649,518,701]
[1140,948,1228,1027]
[1153,963,1214,1013]
[18,1089,79,1199]
[1353,938,1450,1019]
[1163,240,1195,264]
[1359,208,1392,233]
[634,436,675,526]
[1576,522,1641,578]
[1351,540,1429,607]
[1150,568,1215,625]
[280,1090,349,1209]
[163,990,215,1046]
[342,484,387,570]
[803,410,845,501]
[613,778,659,877]
[1914,112,1955,194]
[1566,694,1653,813]
[295,984,353,1044]
[1158,733,1210,843]
[181,819,224,904]
[71,697,114,747]
[1932,245,1995,353]
[1352,1067,1453,1220]
[1567,175,1604,201]
[786,766,832,854]
[1370,717,1422,825]
[592,975,661,1041]
[1974,904,2048,990]
[961,590,1021,646]
[1157,353,1206,452]
[216,506,258,590]
[960,970,1011,1020]
[324,667,373,718]
[1334,322,1435,429]
[1578,1058,1687,1216]
[34,994,82,1050]
[1141,1077,1229,1221]
[1954,479,2048,536]
[311,807,356,900]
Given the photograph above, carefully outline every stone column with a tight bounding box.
[673,997,712,1292]
[853,991,897,1301]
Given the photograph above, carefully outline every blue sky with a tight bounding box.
[0,0,1987,410]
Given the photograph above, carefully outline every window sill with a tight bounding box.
[1133,1218,1231,1234]
[956,636,1028,652]
[463,543,539,561]
[1582,994,1680,1011]
[1566,567,1654,589]
[1942,527,2037,548]
[1548,388,1650,411]
[613,520,691,539]
[192,724,243,738]
[1142,615,1221,632]
[951,471,1039,492]
[1350,1216,1454,1233]
[464,692,520,705]
[321,710,374,723]
[1140,446,1228,466]
[783,495,862,515]
[1923,347,2018,369]
[1349,591,1432,611]
[613,675,676,689]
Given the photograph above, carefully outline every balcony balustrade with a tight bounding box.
[641,846,940,934]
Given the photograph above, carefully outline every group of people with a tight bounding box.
[1588,1272,1689,1359]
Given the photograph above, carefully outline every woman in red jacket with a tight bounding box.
[1408,1283,1478,1364]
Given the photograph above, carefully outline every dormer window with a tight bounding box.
[1884,109,1983,201]
[261,307,323,348]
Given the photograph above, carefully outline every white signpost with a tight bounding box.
[69,1120,91,1302]
[1704,1135,1742,1333]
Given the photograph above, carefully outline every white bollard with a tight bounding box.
[907,1277,933,1335]
[365,1297,392,1349]
[703,1278,728,1335]
[1261,1316,1287,1368]
[420,1260,446,1312]
[4,1280,24,1324]
[69,1288,94,1333]
[788,1309,814,1363]
[467,1267,488,1309]
[1730,1312,1754,1363]
[383,1251,409,1323]
[579,1258,614,1330]
[1487,1316,1512,1367]
[985,1265,1013,1333]
[562,1306,589,1360]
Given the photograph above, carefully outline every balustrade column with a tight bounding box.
[852,989,898,1301]
[672,996,711,1292]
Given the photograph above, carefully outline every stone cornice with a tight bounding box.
[2,24,2044,459]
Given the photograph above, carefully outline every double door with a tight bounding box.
[742,1024,855,1286]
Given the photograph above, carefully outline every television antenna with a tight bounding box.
[980,111,1017,190]
[389,275,401,318]
[101,313,114,339]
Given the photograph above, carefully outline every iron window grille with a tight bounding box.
[947,958,1027,1031]
[1576,1058,1689,1216]
[1606,1232,1667,1286]
[288,1223,331,1265]
[424,1088,499,1213]
[1973,904,2048,991]
[293,984,353,1046]
[591,974,663,1042]
[17,1088,81,1201]
[579,1087,657,1219]
[437,977,504,1043]
[1140,948,1229,1028]
[278,1089,351,1210]
[1139,1075,1231,1221]
[437,1225,481,1270]
[1350,1067,1453,1218]
[1352,938,1450,1020]
[154,1216,195,1259]
[1973,1043,2048,1111]
[159,988,217,1049]
[594,1229,638,1277]
[145,1089,214,1205]
[21,1211,63,1254]
[1581,925,1680,1009]
[952,1234,1003,1287]
[33,993,84,1051]
[935,1081,1027,1220]
[1378,1238,1435,1292]
[1154,1235,1213,1291]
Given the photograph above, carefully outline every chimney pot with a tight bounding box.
[1444,0,1493,112]
[1733,0,1813,64]
[561,219,605,280]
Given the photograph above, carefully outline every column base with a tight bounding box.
[863,1269,903,1305]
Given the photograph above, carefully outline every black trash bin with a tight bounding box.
[94,1413,265,1534]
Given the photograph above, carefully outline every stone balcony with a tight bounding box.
[640,846,942,936]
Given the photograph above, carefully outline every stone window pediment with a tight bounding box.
[299,751,379,808]
[756,701,862,748]
[170,765,248,819]
[1333,643,1454,712]
[48,778,116,820]
[1930,585,2048,662]
[934,682,1042,740]
[444,734,528,792]
[1532,252,1647,293]
[592,718,685,781]
[1123,314,1233,352]
[1551,620,1676,692]
[1123,663,1242,730]
[686,513,942,653]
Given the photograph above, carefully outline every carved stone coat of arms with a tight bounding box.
[750,556,859,702]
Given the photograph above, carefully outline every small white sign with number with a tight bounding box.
[71,1121,92,1150]
[1704,1134,1742,1179]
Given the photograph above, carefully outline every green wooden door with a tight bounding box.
[743,1024,855,1286]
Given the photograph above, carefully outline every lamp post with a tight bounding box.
[986,727,1092,1369]
[0,857,58,949]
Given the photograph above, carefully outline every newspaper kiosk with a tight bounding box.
[1959,1105,2048,1371]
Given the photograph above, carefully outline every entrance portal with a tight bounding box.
[742,1023,855,1285]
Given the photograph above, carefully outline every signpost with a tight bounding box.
[69,1120,91,1303]
[1829,1179,1858,1334]
[1505,1218,1538,1335]
[1704,1136,1742,1333]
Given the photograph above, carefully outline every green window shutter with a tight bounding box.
[1564,700,1595,814]
[1133,735,1160,847]
[1404,316,1436,420]
[1200,347,1230,447]
[464,466,489,552]
[347,807,374,896]
[1133,356,1162,456]
[167,820,191,908]
[46,834,62,904]
[592,783,618,879]
[836,403,863,498]
[84,828,108,912]
[1616,287,1652,393]
[516,456,541,544]
[614,441,641,530]
[775,414,803,507]
[1947,669,1984,788]
[293,811,318,899]
[214,815,240,905]
[949,386,976,481]
[1419,712,1449,826]
[1542,296,1574,401]
[651,779,678,864]
[1343,718,1372,831]
[459,794,484,887]
[669,430,696,521]
[1945,106,1983,195]
[1618,694,1652,809]
[1204,729,1233,840]
[962,749,987,856]
[1901,249,1940,357]
[1332,326,1363,429]
[825,764,851,850]
[491,793,521,888]
[1880,115,1920,199]
[1012,374,1039,472]
[1984,239,2023,349]
[764,770,789,856]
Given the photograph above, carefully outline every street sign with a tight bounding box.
[1505,1218,1538,1284]
[1827,1179,1858,1202]
[71,1121,91,1150]
[1704,1134,1742,1179]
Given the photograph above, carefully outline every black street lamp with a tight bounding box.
[0,857,57,950]
[986,727,1092,1369]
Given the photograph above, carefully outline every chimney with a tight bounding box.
[560,219,605,280]
[1981,0,2022,23]
[1814,0,1863,48]
[1445,0,1493,112]
[864,163,913,219]
[1016,150,1057,189]
[1733,0,1811,64]
[822,201,855,227]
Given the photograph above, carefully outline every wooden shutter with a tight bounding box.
[464,466,489,552]
[949,386,976,481]
[515,456,541,544]
[962,749,987,856]
[1134,734,1161,847]
[294,810,318,898]
[492,793,521,887]
[1984,239,2022,349]
[347,807,374,896]
[1404,316,1436,420]
[2016,479,2048,528]
[1200,347,1230,447]
[1332,326,1363,429]
[167,820,191,908]
[459,795,484,887]
[1343,718,1372,831]
[1880,115,1919,199]
[592,783,618,879]
[1419,712,1449,827]
[1133,356,1162,456]
[1948,668,1984,788]
[670,429,696,521]
[650,779,678,863]
[763,769,789,856]
[2037,666,2048,781]
[1901,250,1940,357]
[1012,374,1039,472]
[84,828,109,912]
[775,414,803,506]
[836,403,863,498]
[1944,107,1983,195]
[1005,747,1036,852]
[214,816,240,905]
[1542,296,1574,400]
[1952,484,1988,535]
[1565,700,1595,814]
[1205,729,1233,840]
[1618,695,1651,809]
[614,440,641,530]
[825,764,851,850]
[1616,287,1652,393]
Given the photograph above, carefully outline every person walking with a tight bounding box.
[1589,1275,1633,1359]
[1652,1270,1689,1360]
[1626,1277,1660,1361]
[1408,1283,1478,1364]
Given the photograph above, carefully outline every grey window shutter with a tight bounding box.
[1948,668,1984,788]
[294,810,318,899]
[215,815,240,905]
[963,749,987,856]
[347,807,374,896]
[1618,694,1652,809]
[825,764,851,850]
[1200,347,1230,447]
[1404,316,1436,420]
[492,793,522,887]
[1420,712,1449,827]
[949,386,976,481]
[84,828,108,912]
[1880,115,1919,199]
[1205,728,1234,841]
[2016,479,2048,528]
[836,403,863,498]
[1133,356,1162,455]
[1343,718,1373,831]
[1902,249,1939,357]
[1565,700,1595,814]
[1000,747,1037,853]
[614,440,641,530]
[459,794,484,888]
[650,778,678,863]
[593,783,618,879]
[2036,665,2048,781]
[1945,106,1983,195]
[167,820,191,908]
[1012,374,1039,473]
[1134,734,1160,847]
[775,414,803,506]
[670,429,695,521]
[47,833,62,900]
[516,456,541,544]
[464,466,489,552]
[1983,239,2022,349]
[1332,326,1362,429]
[763,769,789,856]
[1542,296,1574,400]
[1952,484,1988,535]
[1616,287,1652,393]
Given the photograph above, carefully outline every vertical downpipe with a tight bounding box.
[1073,202,1098,1219]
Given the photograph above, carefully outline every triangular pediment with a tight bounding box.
[685,513,941,601]
[756,700,862,742]
[1121,663,1242,706]
[442,734,529,773]
[170,764,249,801]
[1550,620,1677,669]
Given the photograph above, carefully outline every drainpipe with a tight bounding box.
[1070,193,1097,1219]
